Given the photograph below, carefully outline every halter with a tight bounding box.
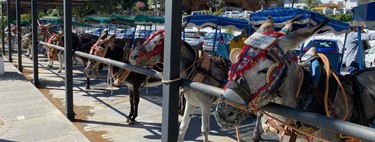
[134,29,165,66]
[226,40,287,109]
[38,25,52,40]
[47,33,63,60]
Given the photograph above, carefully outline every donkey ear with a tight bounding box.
[257,16,274,33]
[276,18,329,51]
[99,31,108,40]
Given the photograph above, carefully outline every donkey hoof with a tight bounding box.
[128,120,135,125]
[57,70,62,73]
[252,135,261,142]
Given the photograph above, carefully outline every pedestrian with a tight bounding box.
[344,26,375,73]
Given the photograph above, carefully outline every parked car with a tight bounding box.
[241,10,253,19]
[303,39,343,53]
[303,38,344,72]
[365,47,375,67]
[116,29,134,38]
[89,28,104,36]
[183,30,207,48]
[222,11,242,18]
[191,11,209,15]
[202,32,234,53]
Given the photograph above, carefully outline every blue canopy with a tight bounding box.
[249,7,349,35]
[352,2,375,28]
[182,15,250,30]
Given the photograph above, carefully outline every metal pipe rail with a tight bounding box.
[39,41,162,79]
[38,41,375,141]
[182,80,375,141]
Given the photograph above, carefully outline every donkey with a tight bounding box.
[84,35,162,124]
[45,32,81,73]
[129,29,231,142]
[21,22,59,58]
[214,19,375,141]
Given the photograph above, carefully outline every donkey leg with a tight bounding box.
[25,48,30,57]
[201,103,211,142]
[47,59,52,67]
[57,53,63,73]
[127,87,135,124]
[130,87,140,124]
[85,77,91,89]
[252,112,264,142]
[29,47,33,59]
[178,101,196,142]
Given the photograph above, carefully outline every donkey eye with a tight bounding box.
[258,68,269,74]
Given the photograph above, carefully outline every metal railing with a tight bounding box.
[38,41,375,141]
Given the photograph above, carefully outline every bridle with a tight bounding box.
[223,42,287,111]
[131,29,165,67]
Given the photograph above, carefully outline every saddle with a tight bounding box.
[111,39,133,86]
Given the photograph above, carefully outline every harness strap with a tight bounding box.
[317,53,348,120]
[260,110,330,142]
[227,78,252,104]
[219,98,248,111]
[112,44,133,86]
[192,51,210,83]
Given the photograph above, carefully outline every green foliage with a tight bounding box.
[38,12,47,19]
[326,14,352,22]
[73,6,94,22]
[214,8,224,16]
[47,9,63,17]
[300,0,320,9]
[21,13,31,21]
[225,28,234,34]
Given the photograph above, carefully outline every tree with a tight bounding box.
[21,13,31,21]
[47,9,63,17]
[73,5,94,22]
[300,0,320,10]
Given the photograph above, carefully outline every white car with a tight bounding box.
[365,47,375,67]
[222,11,242,19]
[182,30,207,48]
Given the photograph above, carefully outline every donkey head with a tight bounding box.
[37,23,53,39]
[214,19,329,129]
[21,33,32,49]
[129,29,164,67]
[85,34,116,78]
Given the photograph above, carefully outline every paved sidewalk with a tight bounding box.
[0,57,89,142]
[0,50,278,142]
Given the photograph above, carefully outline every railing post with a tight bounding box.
[16,0,22,72]
[64,0,75,121]
[162,0,182,141]
[6,0,11,62]
[31,0,39,87]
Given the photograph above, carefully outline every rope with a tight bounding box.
[161,77,182,84]
[235,126,241,142]
[146,76,150,93]
[107,64,114,95]
[259,110,330,142]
